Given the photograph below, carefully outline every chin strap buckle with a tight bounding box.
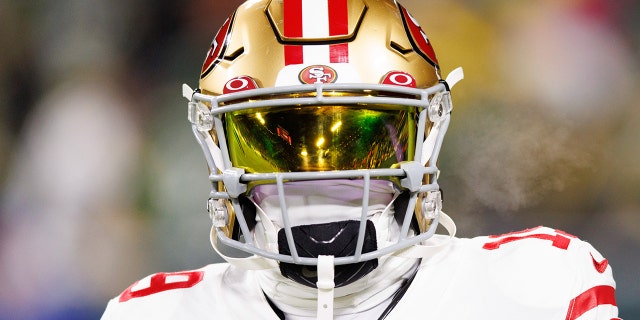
[188,101,214,132]
[208,198,228,228]
[421,190,442,221]
[427,91,452,123]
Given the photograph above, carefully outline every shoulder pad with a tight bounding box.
[471,226,618,318]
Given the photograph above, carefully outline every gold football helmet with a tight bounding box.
[183,0,462,286]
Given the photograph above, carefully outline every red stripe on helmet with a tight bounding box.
[284,0,303,37]
[328,0,349,62]
[330,43,348,63]
[328,0,348,36]
[284,0,303,65]
[285,45,304,65]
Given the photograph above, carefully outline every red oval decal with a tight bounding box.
[381,71,416,88]
[223,76,259,94]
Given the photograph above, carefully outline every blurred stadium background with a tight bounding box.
[0,0,638,319]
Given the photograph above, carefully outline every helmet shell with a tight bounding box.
[199,0,441,95]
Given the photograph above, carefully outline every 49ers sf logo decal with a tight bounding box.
[201,12,235,79]
[397,4,438,68]
[299,65,337,84]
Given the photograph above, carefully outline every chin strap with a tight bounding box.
[391,211,457,259]
[208,198,281,270]
[316,255,335,320]
[209,210,457,270]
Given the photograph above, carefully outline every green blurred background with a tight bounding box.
[0,0,638,319]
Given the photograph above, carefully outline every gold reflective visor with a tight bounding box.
[224,104,416,174]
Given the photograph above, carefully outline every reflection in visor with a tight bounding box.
[224,105,416,174]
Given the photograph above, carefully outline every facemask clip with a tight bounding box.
[427,91,452,123]
[420,190,442,220]
[188,101,214,132]
[208,198,228,228]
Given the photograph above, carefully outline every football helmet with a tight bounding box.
[183,0,462,288]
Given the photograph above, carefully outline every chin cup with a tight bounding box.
[278,220,378,288]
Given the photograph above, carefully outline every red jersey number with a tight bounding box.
[119,270,204,302]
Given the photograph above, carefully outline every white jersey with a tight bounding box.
[102,227,619,319]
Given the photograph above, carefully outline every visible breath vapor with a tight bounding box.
[448,106,591,213]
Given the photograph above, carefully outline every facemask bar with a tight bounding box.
[184,78,456,266]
